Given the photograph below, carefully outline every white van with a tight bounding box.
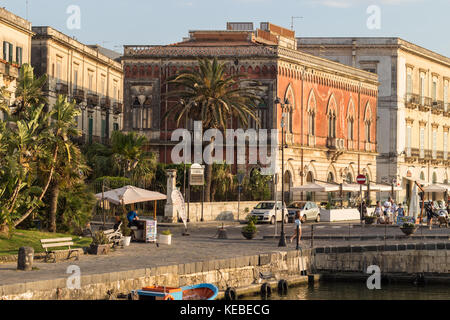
[249,201,289,224]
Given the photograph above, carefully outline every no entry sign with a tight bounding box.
[356,174,367,185]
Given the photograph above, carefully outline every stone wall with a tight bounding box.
[312,243,450,274]
[185,201,261,222]
[0,249,311,300]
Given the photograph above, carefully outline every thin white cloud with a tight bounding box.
[309,0,424,8]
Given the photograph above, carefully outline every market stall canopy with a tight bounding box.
[95,185,167,205]
[422,184,450,193]
[292,183,340,192]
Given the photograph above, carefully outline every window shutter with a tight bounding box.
[8,43,13,62]
[3,42,7,60]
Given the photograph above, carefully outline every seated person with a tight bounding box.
[113,214,121,230]
[127,210,140,227]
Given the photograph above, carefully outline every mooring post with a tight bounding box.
[310,224,314,248]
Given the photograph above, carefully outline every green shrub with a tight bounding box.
[91,231,109,245]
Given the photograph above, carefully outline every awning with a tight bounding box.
[422,184,450,193]
[95,185,167,205]
[292,182,340,192]
[341,183,367,192]
[368,183,402,192]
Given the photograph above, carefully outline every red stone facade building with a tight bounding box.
[121,22,379,201]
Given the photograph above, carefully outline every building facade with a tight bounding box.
[0,8,33,119]
[122,23,379,202]
[31,27,124,144]
[298,37,450,202]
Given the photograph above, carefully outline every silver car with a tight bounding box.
[287,201,321,223]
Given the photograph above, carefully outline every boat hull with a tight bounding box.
[135,283,218,300]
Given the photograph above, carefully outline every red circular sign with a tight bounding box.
[356,174,366,185]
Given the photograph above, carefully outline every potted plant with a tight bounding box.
[400,220,418,236]
[364,215,377,225]
[159,229,172,245]
[120,216,132,247]
[89,231,110,255]
[242,215,257,239]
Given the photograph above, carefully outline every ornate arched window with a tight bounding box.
[307,90,316,136]
[284,85,295,134]
[327,95,337,138]
[327,172,334,183]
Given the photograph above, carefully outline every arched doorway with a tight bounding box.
[345,172,353,204]
[327,172,334,204]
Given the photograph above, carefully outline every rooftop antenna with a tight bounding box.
[291,16,303,31]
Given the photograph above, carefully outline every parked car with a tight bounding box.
[249,201,289,224]
[287,201,321,223]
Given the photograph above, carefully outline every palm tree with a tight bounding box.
[13,95,80,229]
[110,131,157,185]
[9,64,47,120]
[163,57,262,201]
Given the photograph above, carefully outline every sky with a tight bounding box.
[1,0,449,56]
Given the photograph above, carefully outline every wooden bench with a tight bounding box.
[40,237,79,263]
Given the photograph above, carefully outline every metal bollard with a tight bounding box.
[310,224,314,248]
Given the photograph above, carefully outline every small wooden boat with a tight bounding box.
[134,283,218,300]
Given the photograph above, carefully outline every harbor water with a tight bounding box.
[242,281,450,300]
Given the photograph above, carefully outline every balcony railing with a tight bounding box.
[55,82,69,95]
[405,93,419,109]
[418,96,432,111]
[113,102,123,114]
[73,88,85,103]
[307,134,315,147]
[87,93,99,107]
[431,100,444,114]
[100,97,111,109]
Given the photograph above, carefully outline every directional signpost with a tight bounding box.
[190,163,205,222]
[357,174,367,224]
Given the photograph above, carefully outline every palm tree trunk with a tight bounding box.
[48,181,59,232]
[205,163,212,202]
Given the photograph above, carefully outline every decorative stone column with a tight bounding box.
[17,247,34,271]
[163,169,178,223]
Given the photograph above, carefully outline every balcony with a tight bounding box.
[347,139,355,150]
[326,137,337,149]
[0,59,19,80]
[431,100,444,115]
[100,97,111,109]
[87,93,99,107]
[55,82,69,95]
[113,102,123,114]
[418,96,432,112]
[73,88,85,103]
[405,93,419,109]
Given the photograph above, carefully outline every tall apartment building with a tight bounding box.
[0,7,33,119]
[31,27,124,144]
[298,37,450,202]
[122,23,379,203]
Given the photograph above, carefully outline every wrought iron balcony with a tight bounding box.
[113,102,123,114]
[87,93,99,107]
[73,88,85,103]
[405,93,419,109]
[431,100,444,114]
[100,97,111,109]
[55,82,69,95]
[418,96,432,111]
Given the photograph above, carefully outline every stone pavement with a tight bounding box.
[0,222,448,287]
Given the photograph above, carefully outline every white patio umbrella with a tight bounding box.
[95,185,167,205]
[423,184,448,193]
[291,182,340,193]
[369,184,402,192]
[341,183,367,192]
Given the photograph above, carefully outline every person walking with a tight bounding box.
[290,212,302,243]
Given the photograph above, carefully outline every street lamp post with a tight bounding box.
[275,97,290,247]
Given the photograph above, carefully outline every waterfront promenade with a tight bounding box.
[0,221,448,288]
